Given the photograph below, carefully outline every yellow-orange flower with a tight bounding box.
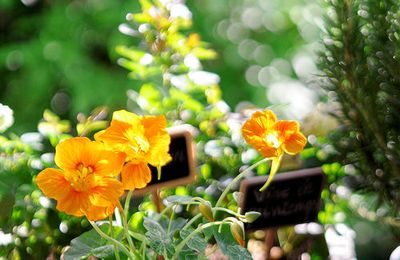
[35,137,126,221]
[95,110,172,190]
[242,110,307,191]
[242,110,307,158]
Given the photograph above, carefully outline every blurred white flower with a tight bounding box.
[170,3,191,19]
[0,103,14,133]
[170,75,189,90]
[267,80,317,120]
[0,230,13,246]
[188,71,220,86]
[184,54,201,70]
[215,101,230,114]
[148,6,161,18]
[140,53,154,65]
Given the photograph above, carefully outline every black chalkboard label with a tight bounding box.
[133,125,197,195]
[240,167,325,230]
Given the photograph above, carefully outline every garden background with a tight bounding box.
[1,0,399,259]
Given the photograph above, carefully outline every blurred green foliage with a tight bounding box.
[1,0,321,133]
[319,0,400,218]
[0,0,137,133]
[2,0,399,258]
[1,0,325,258]
[316,0,400,258]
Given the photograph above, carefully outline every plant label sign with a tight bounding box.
[239,167,325,230]
[133,124,197,196]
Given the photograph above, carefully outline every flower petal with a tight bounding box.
[282,132,307,155]
[55,137,111,172]
[142,115,172,166]
[95,118,148,160]
[56,191,89,217]
[273,120,306,154]
[95,121,133,148]
[242,110,278,155]
[121,162,152,190]
[89,177,124,207]
[242,110,277,139]
[55,137,92,171]
[112,110,142,124]
[35,168,70,201]
[274,120,299,138]
[94,151,126,176]
[84,203,117,221]
[258,146,281,158]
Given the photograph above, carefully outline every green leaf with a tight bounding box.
[63,224,123,260]
[0,192,15,230]
[178,249,199,260]
[63,231,99,260]
[180,229,207,253]
[202,223,214,241]
[210,224,251,258]
[91,245,115,259]
[192,48,217,60]
[115,46,145,61]
[128,212,146,233]
[169,88,204,112]
[211,224,236,253]
[169,217,187,235]
[139,83,163,111]
[183,99,204,112]
[140,84,162,100]
[165,195,193,204]
[232,192,241,203]
[226,245,252,260]
[76,120,108,136]
[144,217,175,258]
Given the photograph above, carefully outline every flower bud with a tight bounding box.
[244,211,261,223]
[199,202,214,222]
[230,221,245,247]
[128,212,146,233]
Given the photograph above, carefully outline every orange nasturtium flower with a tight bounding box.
[242,110,307,191]
[35,137,126,221]
[95,110,172,190]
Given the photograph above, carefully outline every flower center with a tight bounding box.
[69,163,95,191]
[265,132,280,148]
[134,135,150,152]
[126,133,150,162]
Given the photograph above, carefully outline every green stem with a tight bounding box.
[157,165,162,180]
[215,157,270,207]
[124,189,134,215]
[141,241,146,260]
[159,204,174,217]
[181,213,201,232]
[109,216,121,260]
[213,207,244,219]
[118,203,137,253]
[259,156,282,192]
[167,205,175,234]
[172,221,224,259]
[128,230,149,243]
[159,201,200,218]
[89,221,135,259]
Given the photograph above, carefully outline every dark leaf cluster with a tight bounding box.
[319,0,400,213]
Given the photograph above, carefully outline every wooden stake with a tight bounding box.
[264,228,278,259]
[152,189,162,213]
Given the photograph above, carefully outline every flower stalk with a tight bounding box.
[89,221,135,259]
[216,157,270,208]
